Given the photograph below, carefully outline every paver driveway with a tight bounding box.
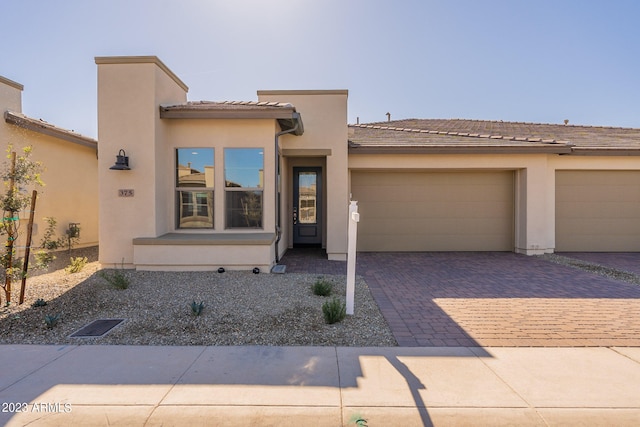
[281,250,640,347]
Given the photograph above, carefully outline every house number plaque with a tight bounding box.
[118,189,134,197]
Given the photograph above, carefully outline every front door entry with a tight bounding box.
[293,167,322,246]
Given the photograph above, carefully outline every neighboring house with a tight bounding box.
[96,56,640,272]
[0,75,98,252]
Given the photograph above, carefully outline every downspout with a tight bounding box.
[274,113,301,264]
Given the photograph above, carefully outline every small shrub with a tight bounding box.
[65,256,88,274]
[322,297,346,324]
[99,263,130,290]
[32,298,47,307]
[190,301,205,316]
[44,313,60,328]
[312,278,333,296]
[33,249,55,270]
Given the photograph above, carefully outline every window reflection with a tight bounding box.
[176,148,214,229]
[178,191,213,228]
[225,148,264,228]
[177,148,214,188]
[224,148,264,188]
[226,191,263,228]
[298,172,317,224]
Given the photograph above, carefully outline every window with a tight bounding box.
[224,148,263,228]
[298,172,317,224]
[176,148,214,228]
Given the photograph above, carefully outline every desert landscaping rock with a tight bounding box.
[0,249,396,347]
[542,253,640,286]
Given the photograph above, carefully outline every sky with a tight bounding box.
[2,0,639,139]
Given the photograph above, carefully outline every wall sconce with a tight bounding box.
[109,149,130,170]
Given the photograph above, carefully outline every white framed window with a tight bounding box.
[176,148,214,229]
[224,148,264,228]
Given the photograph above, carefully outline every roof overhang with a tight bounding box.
[159,102,304,135]
[564,147,640,156]
[4,111,97,149]
[277,112,304,135]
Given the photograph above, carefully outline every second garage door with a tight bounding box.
[351,170,514,251]
[556,170,640,251]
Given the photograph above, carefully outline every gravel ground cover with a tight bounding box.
[542,253,640,286]
[0,247,397,346]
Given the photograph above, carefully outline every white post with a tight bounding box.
[346,200,359,315]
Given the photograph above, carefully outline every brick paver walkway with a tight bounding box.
[280,250,640,347]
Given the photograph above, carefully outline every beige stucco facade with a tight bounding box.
[95,56,640,271]
[96,57,349,270]
[0,76,98,254]
[349,153,546,254]
[349,152,640,254]
[257,90,349,261]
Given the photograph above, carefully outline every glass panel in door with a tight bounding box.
[293,167,322,246]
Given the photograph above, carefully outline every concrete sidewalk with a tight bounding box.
[1,345,639,426]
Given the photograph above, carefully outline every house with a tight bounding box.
[96,56,640,272]
[0,75,98,252]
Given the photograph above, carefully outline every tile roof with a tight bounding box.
[160,100,296,113]
[349,119,640,155]
[159,101,303,135]
[4,111,97,149]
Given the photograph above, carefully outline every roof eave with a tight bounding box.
[278,112,304,135]
[4,111,97,149]
[348,144,573,155]
[565,147,640,156]
[159,105,304,135]
[159,105,297,120]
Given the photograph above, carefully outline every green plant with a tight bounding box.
[322,297,346,324]
[190,301,205,316]
[99,269,129,290]
[33,249,55,269]
[34,217,65,270]
[39,217,61,251]
[99,261,129,290]
[349,414,369,427]
[36,218,81,265]
[44,313,60,328]
[312,278,333,296]
[31,298,47,307]
[65,256,87,274]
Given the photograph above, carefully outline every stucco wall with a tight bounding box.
[0,77,98,254]
[161,119,277,234]
[96,57,187,267]
[349,152,640,254]
[349,153,548,254]
[258,90,349,261]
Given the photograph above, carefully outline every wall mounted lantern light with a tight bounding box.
[109,149,130,170]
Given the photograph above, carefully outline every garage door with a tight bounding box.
[351,171,514,251]
[556,171,640,251]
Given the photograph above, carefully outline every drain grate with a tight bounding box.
[70,319,125,338]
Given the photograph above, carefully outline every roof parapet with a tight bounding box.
[0,75,24,91]
[95,56,188,92]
